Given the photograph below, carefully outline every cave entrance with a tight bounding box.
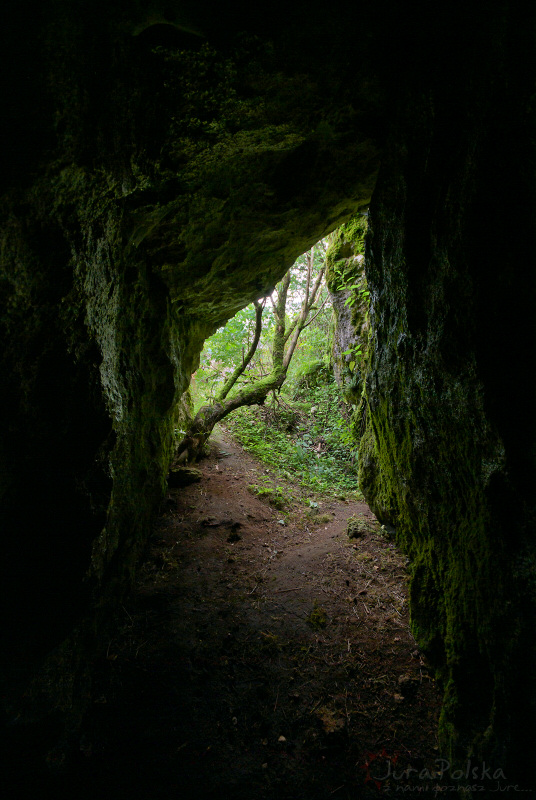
[181,220,368,474]
[90,225,439,796]
[189,236,339,465]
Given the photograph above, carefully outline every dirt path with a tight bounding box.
[76,431,441,799]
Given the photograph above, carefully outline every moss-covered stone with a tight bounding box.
[325,216,370,402]
[168,466,202,487]
[0,3,380,646]
[292,359,331,396]
[358,24,536,784]
[347,515,366,539]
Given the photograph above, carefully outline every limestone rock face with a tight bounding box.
[326,216,369,401]
[0,1,381,648]
[358,18,536,780]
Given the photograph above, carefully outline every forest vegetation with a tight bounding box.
[184,233,364,497]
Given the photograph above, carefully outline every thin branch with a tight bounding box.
[272,271,291,367]
[217,300,264,400]
[283,266,325,370]
[301,293,330,329]
[283,314,300,345]
[303,245,313,311]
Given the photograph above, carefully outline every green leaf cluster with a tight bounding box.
[224,379,359,496]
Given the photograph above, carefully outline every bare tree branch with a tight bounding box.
[217,299,265,400]
[301,291,329,329]
[283,264,325,370]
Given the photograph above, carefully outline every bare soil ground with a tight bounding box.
[61,429,440,799]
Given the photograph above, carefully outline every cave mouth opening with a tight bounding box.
[182,217,368,480]
[104,217,440,792]
[190,236,334,419]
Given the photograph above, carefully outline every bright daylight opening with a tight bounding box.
[154,218,441,796]
[188,231,361,495]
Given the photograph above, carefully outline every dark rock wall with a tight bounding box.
[0,1,379,663]
[358,3,536,782]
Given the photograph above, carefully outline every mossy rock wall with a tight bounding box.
[325,216,369,401]
[0,2,380,663]
[358,8,536,785]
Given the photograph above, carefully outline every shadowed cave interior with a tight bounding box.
[0,1,535,796]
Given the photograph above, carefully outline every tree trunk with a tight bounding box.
[175,368,286,461]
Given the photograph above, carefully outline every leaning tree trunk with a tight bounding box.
[175,367,287,461]
[176,249,324,462]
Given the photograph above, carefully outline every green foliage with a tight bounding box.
[344,284,370,308]
[192,234,359,497]
[192,240,331,411]
[329,260,369,312]
[289,358,330,395]
[224,380,359,496]
[193,303,269,408]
